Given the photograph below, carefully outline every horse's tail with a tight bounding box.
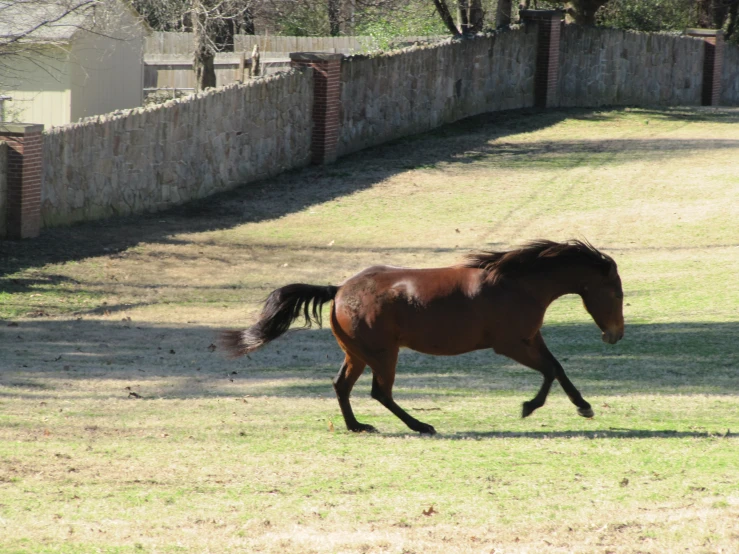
[220,283,339,357]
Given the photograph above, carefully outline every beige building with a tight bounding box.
[0,0,149,128]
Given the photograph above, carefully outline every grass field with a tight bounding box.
[1,107,738,553]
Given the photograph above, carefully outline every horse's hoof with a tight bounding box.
[417,424,436,435]
[350,423,377,433]
[578,407,595,418]
[521,401,536,418]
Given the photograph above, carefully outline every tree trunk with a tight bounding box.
[193,1,216,91]
[727,1,739,39]
[241,6,255,35]
[696,0,713,27]
[432,0,461,36]
[459,1,471,33]
[213,18,235,52]
[496,0,513,27]
[328,0,341,37]
[565,0,610,25]
[458,0,484,34]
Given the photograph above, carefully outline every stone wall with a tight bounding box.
[0,141,6,237]
[41,69,313,226]
[11,25,738,233]
[338,28,537,157]
[722,42,739,106]
[558,27,704,107]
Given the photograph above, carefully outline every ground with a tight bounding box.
[1,107,738,553]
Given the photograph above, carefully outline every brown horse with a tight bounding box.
[221,240,624,434]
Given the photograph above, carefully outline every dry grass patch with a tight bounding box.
[1,106,738,553]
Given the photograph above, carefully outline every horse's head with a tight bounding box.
[581,262,624,345]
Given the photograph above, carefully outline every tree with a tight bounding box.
[133,0,257,91]
[564,0,610,25]
[518,0,611,26]
[696,0,739,38]
[432,0,462,35]
[596,0,739,41]
[496,0,513,27]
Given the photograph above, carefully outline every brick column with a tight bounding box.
[520,9,563,108]
[686,29,724,106]
[0,123,44,239]
[290,52,343,165]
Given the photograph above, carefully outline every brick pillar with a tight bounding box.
[686,29,724,106]
[290,52,343,164]
[520,9,563,108]
[0,123,44,239]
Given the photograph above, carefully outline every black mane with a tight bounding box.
[463,239,614,283]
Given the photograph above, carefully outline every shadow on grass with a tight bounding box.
[416,428,733,440]
[1,319,737,399]
[3,107,739,283]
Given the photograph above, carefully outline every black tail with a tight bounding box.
[220,283,338,357]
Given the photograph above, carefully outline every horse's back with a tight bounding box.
[333,265,496,355]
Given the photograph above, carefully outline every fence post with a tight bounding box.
[0,123,44,239]
[290,52,343,165]
[520,9,563,108]
[685,29,724,106]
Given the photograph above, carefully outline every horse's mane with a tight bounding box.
[463,239,614,283]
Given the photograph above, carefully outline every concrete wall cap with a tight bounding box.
[519,9,564,18]
[0,123,45,134]
[684,29,724,37]
[289,52,344,62]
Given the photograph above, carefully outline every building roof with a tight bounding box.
[0,0,147,43]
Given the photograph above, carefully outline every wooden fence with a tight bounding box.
[143,32,443,93]
[143,32,443,56]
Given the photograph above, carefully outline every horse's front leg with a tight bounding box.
[546,351,594,418]
[535,334,593,418]
[498,332,592,419]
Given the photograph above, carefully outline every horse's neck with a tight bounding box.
[515,264,590,307]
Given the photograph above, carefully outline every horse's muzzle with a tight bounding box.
[602,328,624,344]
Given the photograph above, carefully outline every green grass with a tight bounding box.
[1,106,738,552]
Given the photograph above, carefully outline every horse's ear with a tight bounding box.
[606,262,618,277]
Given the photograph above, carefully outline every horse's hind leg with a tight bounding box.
[333,354,375,432]
[369,351,436,435]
